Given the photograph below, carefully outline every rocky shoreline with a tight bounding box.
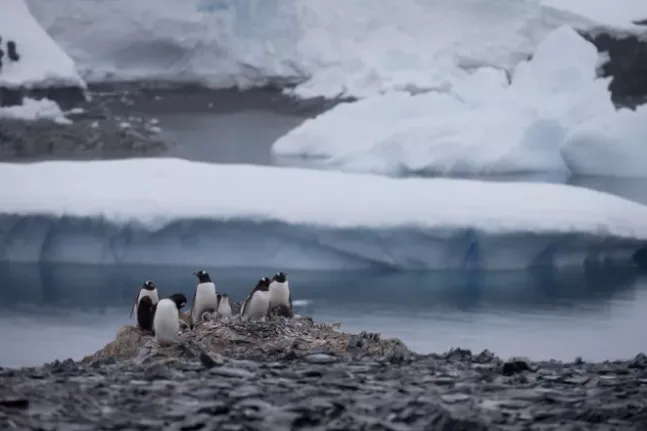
[1,316,647,430]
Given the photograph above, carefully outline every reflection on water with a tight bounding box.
[1,262,646,367]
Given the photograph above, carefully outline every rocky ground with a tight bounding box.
[1,315,647,430]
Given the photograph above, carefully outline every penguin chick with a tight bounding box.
[200,308,217,323]
[136,296,155,332]
[269,271,292,310]
[241,277,271,322]
[154,293,187,346]
[216,293,233,318]
[190,270,218,328]
[131,280,159,319]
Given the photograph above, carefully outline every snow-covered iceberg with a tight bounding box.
[1,158,646,271]
[272,26,647,178]
[25,0,644,99]
[0,0,85,90]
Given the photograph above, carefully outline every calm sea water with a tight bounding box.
[1,262,646,368]
[3,91,647,368]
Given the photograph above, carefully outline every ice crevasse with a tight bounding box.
[272,26,647,178]
[1,159,647,271]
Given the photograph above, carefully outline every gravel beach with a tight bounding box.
[1,315,646,430]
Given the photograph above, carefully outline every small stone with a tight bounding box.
[209,367,255,379]
[304,354,338,364]
[199,351,225,369]
[0,397,29,409]
[440,393,471,404]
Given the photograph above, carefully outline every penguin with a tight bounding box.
[136,296,156,332]
[269,272,292,310]
[154,293,188,346]
[130,280,159,319]
[216,293,233,318]
[190,270,218,328]
[240,277,271,322]
[168,293,192,329]
[7,41,19,62]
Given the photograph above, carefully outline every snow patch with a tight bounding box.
[24,0,639,99]
[0,98,71,124]
[272,27,647,177]
[0,158,646,270]
[0,0,85,89]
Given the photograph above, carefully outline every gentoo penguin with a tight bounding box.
[154,293,188,346]
[190,270,218,328]
[136,296,156,332]
[269,272,292,310]
[200,308,217,322]
[130,280,159,319]
[240,277,271,322]
[168,293,191,329]
[216,293,233,318]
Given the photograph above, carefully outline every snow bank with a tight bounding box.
[24,0,635,99]
[272,26,647,177]
[0,1,85,89]
[1,158,646,270]
[0,98,71,124]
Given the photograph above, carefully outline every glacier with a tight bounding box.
[272,26,647,178]
[1,158,647,271]
[0,0,85,90]
[24,0,646,99]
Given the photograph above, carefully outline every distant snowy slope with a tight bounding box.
[272,26,647,178]
[0,159,646,270]
[0,0,85,89]
[541,0,647,32]
[24,0,635,99]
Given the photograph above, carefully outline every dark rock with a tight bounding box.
[583,30,647,106]
[0,397,29,409]
[501,359,532,376]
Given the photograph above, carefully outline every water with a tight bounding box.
[3,88,647,368]
[1,262,646,368]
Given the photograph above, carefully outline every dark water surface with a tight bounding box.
[1,262,646,368]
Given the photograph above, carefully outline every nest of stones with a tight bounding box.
[82,314,414,367]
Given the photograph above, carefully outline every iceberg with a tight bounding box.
[0,97,71,123]
[1,158,646,271]
[24,0,637,99]
[0,0,85,90]
[272,26,647,178]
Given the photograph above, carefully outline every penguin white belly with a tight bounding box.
[133,289,159,316]
[242,291,270,321]
[217,301,232,317]
[192,282,218,321]
[270,282,290,308]
[154,299,180,346]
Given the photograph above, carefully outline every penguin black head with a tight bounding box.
[272,272,287,283]
[255,277,272,291]
[193,270,212,283]
[168,293,188,310]
[142,280,156,291]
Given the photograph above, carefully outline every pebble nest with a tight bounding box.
[1,315,647,430]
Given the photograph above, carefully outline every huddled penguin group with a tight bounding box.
[131,270,293,345]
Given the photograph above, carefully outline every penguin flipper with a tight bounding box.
[288,291,293,309]
[240,295,251,318]
[189,290,197,323]
[130,291,140,319]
